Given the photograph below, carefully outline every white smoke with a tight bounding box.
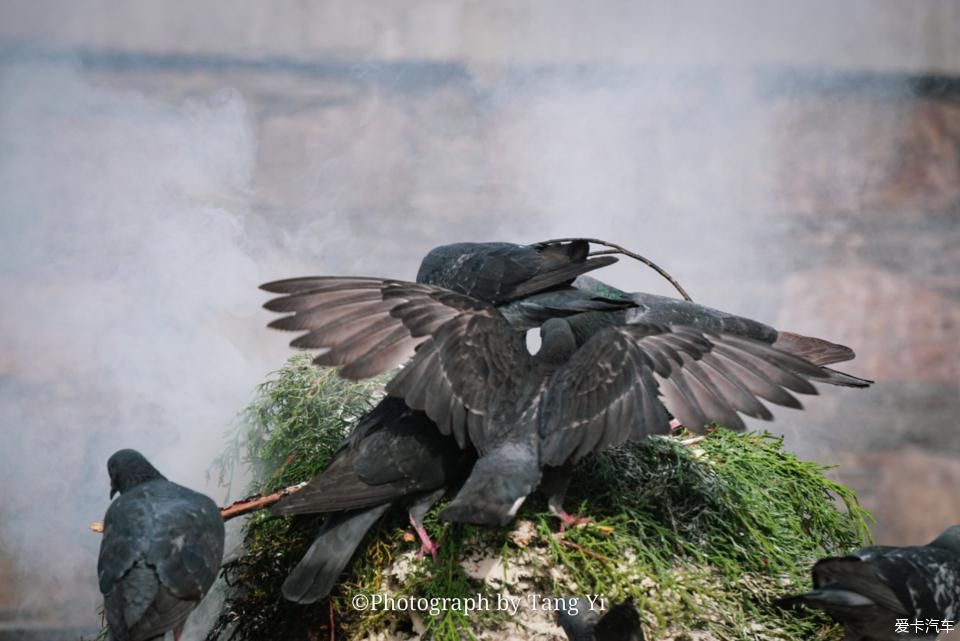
[0,60,272,624]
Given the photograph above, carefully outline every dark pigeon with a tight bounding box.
[417,241,634,330]
[270,397,473,603]
[776,525,960,641]
[260,277,863,527]
[416,240,617,306]
[557,597,645,641]
[97,449,225,641]
[267,240,609,602]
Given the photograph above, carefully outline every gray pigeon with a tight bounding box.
[776,525,960,641]
[416,240,616,306]
[270,397,473,603]
[97,449,225,641]
[260,277,863,527]
[557,597,645,641]
[267,239,616,601]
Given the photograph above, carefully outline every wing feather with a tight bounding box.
[540,324,833,464]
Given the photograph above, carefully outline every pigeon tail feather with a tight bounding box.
[282,504,391,603]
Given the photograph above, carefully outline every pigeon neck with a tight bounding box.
[115,462,167,494]
[537,319,576,369]
[563,311,612,345]
[930,526,960,553]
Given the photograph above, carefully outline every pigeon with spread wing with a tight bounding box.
[262,271,868,527]
[268,239,627,601]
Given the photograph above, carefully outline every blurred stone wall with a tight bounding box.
[2,0,959,633]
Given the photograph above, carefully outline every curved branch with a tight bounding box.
[538,237,693,301]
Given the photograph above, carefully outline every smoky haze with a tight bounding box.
[1,2,958,637]
[0,60,273,623]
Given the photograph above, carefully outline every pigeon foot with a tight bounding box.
[409,514,438,561]
[551,508,591,533]
[669,418,683,433]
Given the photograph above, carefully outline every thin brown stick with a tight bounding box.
[89,481,308,533]
[328,597,335,641]
[552,535,616,564]
[538,237,693,301]
[219,481,308,519]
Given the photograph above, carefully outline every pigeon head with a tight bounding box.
[555,595,599,640]
[930,525,960,553]
[107,449,167,498]
[538,318,577,366]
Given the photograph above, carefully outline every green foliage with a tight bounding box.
[208,355,386,641]
[215,356,384,498]
[545,431,872,639]
[209,355,872,641]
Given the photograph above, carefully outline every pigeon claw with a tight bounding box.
[552,509,591,533]
[409,516,439,561]
[669,418,683,433]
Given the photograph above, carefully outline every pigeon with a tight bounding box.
[268,239,617,601]
[776,525,960,641]
[260,276,865,527]
[97,449,225,641]
[557,596,645,641]
[415,241,635,330]
[416,240,617,306]
[270,396,473,603]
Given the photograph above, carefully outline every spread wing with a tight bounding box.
[385,313,535,450]
[262,277,494,379]
[262,277,534,450]
[539,324,832,466]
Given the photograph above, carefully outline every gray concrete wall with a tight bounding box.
[3,0,960,72]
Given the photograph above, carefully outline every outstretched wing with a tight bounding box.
[539,324,832,465]
[262,277,533,450]
[385,312,535,450]
[262,277,493,379]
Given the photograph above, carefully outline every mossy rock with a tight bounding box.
[208,354,872,641]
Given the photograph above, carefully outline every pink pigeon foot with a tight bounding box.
[669,418,683,433]
[550,507,591,533]
[410,514,438,561]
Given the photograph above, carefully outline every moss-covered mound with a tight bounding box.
[209,354,872,641]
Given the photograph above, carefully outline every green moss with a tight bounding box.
[209,355,872,641]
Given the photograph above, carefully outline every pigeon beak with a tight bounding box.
[110,486,118,499]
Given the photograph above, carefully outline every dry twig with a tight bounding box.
[89,481,308,533]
